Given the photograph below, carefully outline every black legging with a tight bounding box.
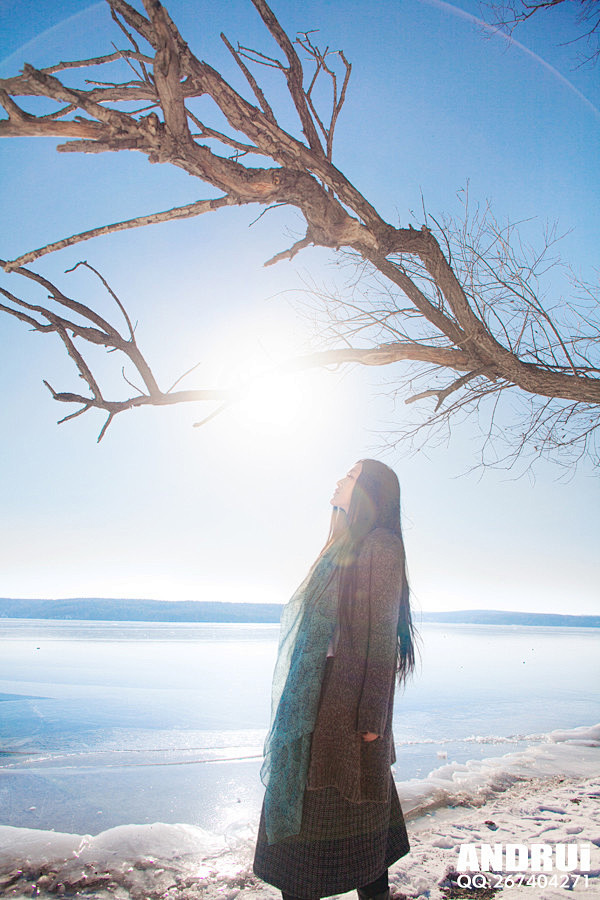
[282,868,388,900]
[359,870,389,897]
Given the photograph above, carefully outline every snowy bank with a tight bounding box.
[399,723,600,819]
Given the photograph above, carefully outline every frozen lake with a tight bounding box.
[1,619,599,835]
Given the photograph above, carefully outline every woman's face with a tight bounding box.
[330,462,362,513]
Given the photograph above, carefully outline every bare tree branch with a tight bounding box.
[405,371,483,410]
[264,234,313,266]
[2,197,238,271]
[221,32,277,124]
[41,50,154,75]
[483,0,600,66]
[0,0,598,470]
[249,0,325,155]
[296,32,352,161]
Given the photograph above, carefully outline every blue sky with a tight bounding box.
[0,0,598,615]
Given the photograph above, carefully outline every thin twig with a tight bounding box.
[221,32,276,123]
[3,196,236,271]
[66,261,136,341]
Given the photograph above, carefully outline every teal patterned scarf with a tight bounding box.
[260,545,342,844]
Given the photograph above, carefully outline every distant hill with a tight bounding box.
[0,598,598,627]
[419,609,600,628]
[0,597,283,623]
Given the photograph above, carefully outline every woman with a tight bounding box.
[253,459,416,900]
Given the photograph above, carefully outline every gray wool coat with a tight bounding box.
[306,527,404,804]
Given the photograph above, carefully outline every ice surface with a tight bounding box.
[1,723,599,900]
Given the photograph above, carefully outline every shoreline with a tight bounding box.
[2,609,599,628]
[1,773,599,899]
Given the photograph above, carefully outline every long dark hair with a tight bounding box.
[325,459,417,685]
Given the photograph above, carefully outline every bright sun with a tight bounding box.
[235,368,328,434]
[202,312,351,445]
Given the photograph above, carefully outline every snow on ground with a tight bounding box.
[1,773,599,900]
[391,773,600,899]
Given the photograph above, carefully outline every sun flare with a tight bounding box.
[236,369,327,434]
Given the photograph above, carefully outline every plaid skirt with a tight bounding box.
[253,776,409,898]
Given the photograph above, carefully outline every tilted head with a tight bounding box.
[345,458,402,542]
